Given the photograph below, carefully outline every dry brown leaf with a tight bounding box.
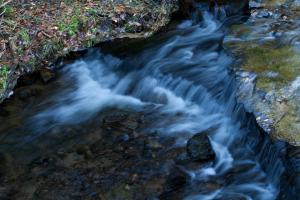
[116,4,126,13]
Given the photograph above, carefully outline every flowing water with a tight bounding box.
[0,4,287,200]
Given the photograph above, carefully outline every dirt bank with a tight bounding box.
[0,0,178,102]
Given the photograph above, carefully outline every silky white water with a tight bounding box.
[26,7,284,199]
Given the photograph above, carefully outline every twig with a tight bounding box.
[42,31,52,38]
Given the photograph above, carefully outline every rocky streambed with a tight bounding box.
[0,1,300,200]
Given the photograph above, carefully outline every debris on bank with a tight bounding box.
[0,0,178,102]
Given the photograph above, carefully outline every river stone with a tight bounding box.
[103,113,140,132]
[158,167,187,199]
[165,167,187,192]
[186,132,215,161]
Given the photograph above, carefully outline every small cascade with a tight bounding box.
[0,2,296,199]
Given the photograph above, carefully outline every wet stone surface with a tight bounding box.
[186,131,215,161]
[0,109,218,200]
[225,0,300,146]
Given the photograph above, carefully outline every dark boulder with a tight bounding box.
[159,167,187,199]
[186,131,215,161]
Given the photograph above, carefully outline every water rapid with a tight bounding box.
[0,4,287,200]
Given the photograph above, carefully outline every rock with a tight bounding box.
[256,10,271,18]
[164,167,187,193]
[143,139,163,158]
[226,0,300,146]
[186,131,215,161]
[142,177,166,199]
[0,152,23,180]
[145,139,163,149]
[75,144,93,160]
[100,183,135,200]
[207,0,250,16]
[103,113,140,132]
[154,167,187,199]
[0,152,12,176]
[116,133,130,142]
[264,71,279,79]
[249,1,263,9]
[39,68,56,84]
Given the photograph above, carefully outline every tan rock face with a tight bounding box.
[225,0,300,145]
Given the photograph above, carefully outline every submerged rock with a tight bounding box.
[186,131,215,161]
[0,110,196,200]
[100,183,135,200]
[39,68,56,84]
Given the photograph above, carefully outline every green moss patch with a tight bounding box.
[274,109,300,145]
[229,41,300,91]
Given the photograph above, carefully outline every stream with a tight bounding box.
[0,3,293,200]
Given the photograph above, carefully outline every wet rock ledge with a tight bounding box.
[0,0,178,102]
[225,0,300,146]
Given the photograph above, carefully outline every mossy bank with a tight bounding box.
[225,0,300,146]
[0,0,178,102]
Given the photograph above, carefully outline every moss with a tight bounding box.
[58,16,80,36]
[265,0,287,7]
[273,112,300,145]
[28,57,37,67]
[125,23,137,33]
[232,41,300,91]
[83,37,98,48]
[100,183,135,200]
[229,24,252,38]
[2,5,14,17]
[0,64,9,90]
[41,39,64,59]
[64,0,75,5]
[18,28,31,44]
